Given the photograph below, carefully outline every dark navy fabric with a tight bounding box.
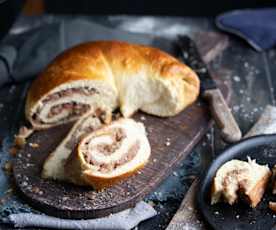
[0,45,17,86]
[216,8,276,51]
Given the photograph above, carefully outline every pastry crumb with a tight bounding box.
[9,146,19,157]
[14,126,33,148]
[62,196,69,201]
[18,126,33,138]
[172,171,178,177]
[233,76,240,82]
[31,186,40,194]
[140,116,146,121]
[0,198,5,205]
[5,188,13,195]
[29,143,39,148]
[3,161,13,174]
[14,135,26,148]
[22,181,28,187]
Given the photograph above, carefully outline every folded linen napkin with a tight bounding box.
[0,18,174,88]
[216,8,276,51]
[2,201,156,230]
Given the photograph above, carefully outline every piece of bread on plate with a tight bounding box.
[25,40,200,130]
[64,118,151,190]
[211,158,271,208]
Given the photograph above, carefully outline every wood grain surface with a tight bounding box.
[13,99,215,219]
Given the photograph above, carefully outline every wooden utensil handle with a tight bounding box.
[203,88,242,143]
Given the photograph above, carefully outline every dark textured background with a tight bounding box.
[44,0,275,16]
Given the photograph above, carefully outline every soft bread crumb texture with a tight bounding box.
[42,109,111,181]
[211,157,271,208]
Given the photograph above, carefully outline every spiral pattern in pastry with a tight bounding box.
[27,79,117,130]
[65,118,151,189]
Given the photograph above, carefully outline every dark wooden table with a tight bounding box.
[0,15,275,230]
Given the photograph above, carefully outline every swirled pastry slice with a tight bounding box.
[42,108,111,181]
[65,118,151,190]
[26,41,199,130]
[211,158,271,208]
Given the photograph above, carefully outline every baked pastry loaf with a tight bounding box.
[25,40,199,129]
[65,118,151,190]
[211,158,271,208]
[42,108,111,180]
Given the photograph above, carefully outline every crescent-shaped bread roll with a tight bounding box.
[64,118,151,190]
[25,40,200,129]
[211,158,271,208]
[42,107,111,180]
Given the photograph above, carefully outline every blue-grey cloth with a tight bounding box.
[3,201,157,230]
[216,8,276,51]
[0,45,17,86]
[0,18,174,88]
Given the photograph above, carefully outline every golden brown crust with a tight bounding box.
[247,172,271,208]
[82,163,146,190]
[26,40,199,124]
[64,144,147,190]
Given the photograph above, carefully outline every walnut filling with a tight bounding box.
[48,102,90,118]
[96,141,139,173]
[82,128,140,173]
[32,87,99,124]
[95,128,126,156]
[42,87,99,103]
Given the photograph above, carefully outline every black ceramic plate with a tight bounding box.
[198,134,276,230]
